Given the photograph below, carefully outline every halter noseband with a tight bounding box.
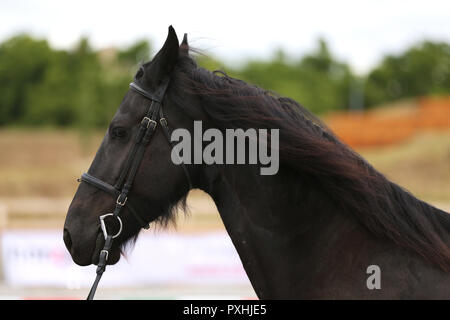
[80,78,192,300]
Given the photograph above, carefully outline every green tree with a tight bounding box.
[237,39,354,114]
[0,35,53,125]
[0,33,448,128]
[118,40,152,66]
[365,41,450,107]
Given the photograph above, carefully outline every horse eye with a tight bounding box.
[111,127,128,139]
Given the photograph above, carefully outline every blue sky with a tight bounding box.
[1,0,449,74]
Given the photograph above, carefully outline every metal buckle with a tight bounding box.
[159,118,167,126]
[99,213,123,239]
[100,249,109,261]
[116,194,127,206]
[141,117,157,129]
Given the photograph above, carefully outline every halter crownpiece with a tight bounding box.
[80,79,192,300]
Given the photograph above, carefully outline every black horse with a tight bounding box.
[64,26,450,299]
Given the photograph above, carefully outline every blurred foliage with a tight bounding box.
[0,34,449,128]
[364,41,450,106]
[0,34,148,128]
[234,39,354,113]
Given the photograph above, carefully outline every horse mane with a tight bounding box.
[169,52,450,272]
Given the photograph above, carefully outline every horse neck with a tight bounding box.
[199,164,362,298]
[199,162,450,298]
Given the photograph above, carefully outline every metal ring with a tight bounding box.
[99,213,123,240]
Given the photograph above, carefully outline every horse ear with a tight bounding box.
[182,33,188,45]
[180,33,189,56]
[148,25,179,81]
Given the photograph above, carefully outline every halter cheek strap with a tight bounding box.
[81,79,192,300]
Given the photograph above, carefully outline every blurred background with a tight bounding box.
[0,0,449,299]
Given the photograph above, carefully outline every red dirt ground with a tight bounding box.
[326,96,450,148]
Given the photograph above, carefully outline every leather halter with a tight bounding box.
[80,78,192,300]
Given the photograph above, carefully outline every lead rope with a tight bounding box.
[87,235,112,300]
[86,179,133,300]
[87,199,125,300]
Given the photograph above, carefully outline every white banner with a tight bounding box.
[1,230,250,288]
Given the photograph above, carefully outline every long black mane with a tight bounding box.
[168,52,450,272]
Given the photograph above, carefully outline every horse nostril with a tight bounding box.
[63,228,72,251]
